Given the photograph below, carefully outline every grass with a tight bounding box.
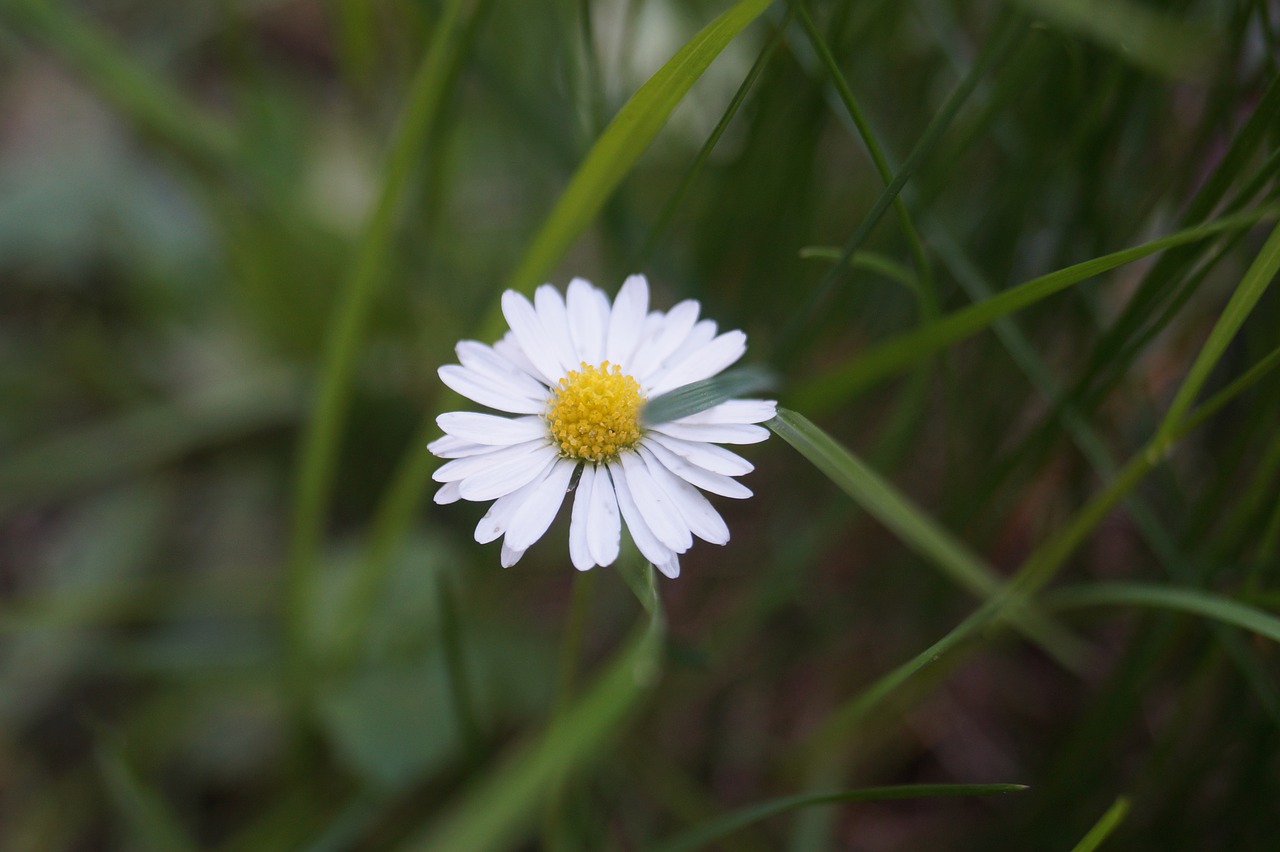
[0,0,1277,849]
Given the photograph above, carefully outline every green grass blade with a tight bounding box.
[775,11,1024,361]
[791,207,1278,414]
[286,0,478,702]
[768,408,1085,667]
[398,610,665,851]
[1155,220,1280,442]
[0,368,303,514]
[1009,0,1217,77]
[635,7,790,268]
[2,0,237,170]
[1011,344,1280,599]
[1069,796,1132,852]
[790,0,937,321]
[504,0,774,297]
[799,246,920,295]
[1046,583,1280,645]
[642,366,777,424]
[648,783,1027,852]
[96,735,199,852]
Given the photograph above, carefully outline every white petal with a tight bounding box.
[494,333,544,380]
[605,274,649,367]
[630,299,700,381]
[433,481,462,504]
[568,465,596,571]
[501,542,526,567]
[652,318,717,381]
[645,432,754,475]
[647,330,747,397]
[433,439,542,482]
[655,554,681,579]
[456,340,548,396]
[428,434,494,459]
[439,365,544,414]
[504,458,576,552]
[462,446,560,502]
[651,421,769,445]
[567,278,610,365]
[587,464,622,567]
[618,452,691,553]
[639,446,730,545]
[535,284,581,375]
[642,437,753,499]
[677,399,777,425]
[609,459,676,568]
[474,455,558,543]
[502,290,567,385]
[437,412,547,445]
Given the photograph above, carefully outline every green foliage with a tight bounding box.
[1,0,1277,849]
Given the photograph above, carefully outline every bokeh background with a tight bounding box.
[2,0,1278,849]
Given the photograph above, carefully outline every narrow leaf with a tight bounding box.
[1069,796,1132,852]
[768,409,1085,667]
[1045,582,1280,645]
[505,0,773,296]
[791,208,1277,414]
[1156,220,1280,442]
[643,366,778,424]
[649,783,1027,852]
[399,612,664,851]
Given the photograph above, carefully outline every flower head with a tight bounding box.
[429,275,774,578]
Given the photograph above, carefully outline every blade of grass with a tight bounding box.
[0,368,303,515]
[286,0,478,710]
[790,207,1278,414]
[1010,342,1280,600]
[788,0,938,322]
[1008,0,1217,77]
[397,602,665,851]
[634,5,792,268]
[642,366,777,424]
[1069,796,1131,852]
[931,219,1280,723]
[1045,583,1280,644]
[768,408,1086,668]
[1155,220,1280,443]
[3,0,238,170]
[774,10,1025,362]
[648,783,1027,852]
[504,0,774,299]
[96,735,199,852]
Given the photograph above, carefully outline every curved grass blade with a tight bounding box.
[648,783,1027,852]
[791,207,1278,414]
[1010,0,1217,77]
[1045,583,1280,645]
[768,408,1085,668]
[505,0,774,297]
[398,607,664,851]
[1069,796,1132,852]
[96,735,199,852]
[1155,220,1280,442]
[799,246,920,295]
[774,11,1025,362]
[643,366,778,424]
[286,0,478,702]
[2,0,237,171]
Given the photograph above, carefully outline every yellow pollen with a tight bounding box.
[546,361,645,463]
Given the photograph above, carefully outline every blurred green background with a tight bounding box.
[1,0,1278,849]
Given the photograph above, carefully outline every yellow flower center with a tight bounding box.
[546,361,645,463]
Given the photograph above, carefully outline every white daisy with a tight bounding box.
[429,275,775,579]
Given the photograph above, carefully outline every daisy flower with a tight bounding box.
[429,275,774,579]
